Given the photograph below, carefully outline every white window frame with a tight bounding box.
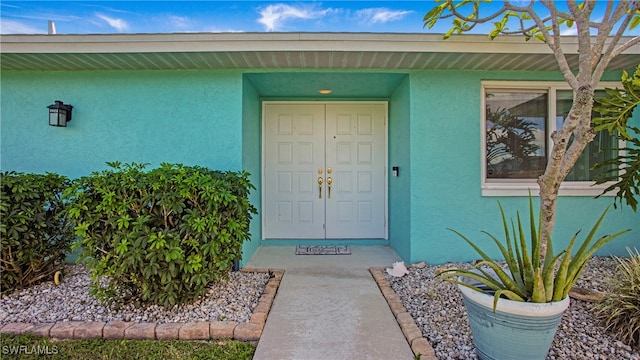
[481,81,623,197]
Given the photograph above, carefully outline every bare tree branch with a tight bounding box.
[598,0,615,30]
[610,36,640,58]
[503,17,552,36]
[568,0,595,84]
[594,3,640,83]
[592,2,635,77]
[447,0,507,24]
[531,1,578,88]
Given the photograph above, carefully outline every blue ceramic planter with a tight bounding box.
[458,281,570,360]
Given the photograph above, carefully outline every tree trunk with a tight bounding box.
[537,86,596,256]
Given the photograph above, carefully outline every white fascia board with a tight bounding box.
[0,32,609,55]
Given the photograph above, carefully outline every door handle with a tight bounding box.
[327,177,332,199]
[318,177,323,199]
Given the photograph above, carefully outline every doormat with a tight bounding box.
[295,245,351,255]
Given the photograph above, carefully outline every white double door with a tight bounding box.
[263,102,387,239]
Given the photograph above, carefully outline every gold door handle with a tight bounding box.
[318,177,323,199]
[327,177,332,199]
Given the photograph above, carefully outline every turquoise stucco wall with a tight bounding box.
[407,70,639,264]
[388,76,412,261]
[241,76,262,265]
[0,70,244,176]
[1,68,637,265]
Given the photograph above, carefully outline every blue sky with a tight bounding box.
[1,1,443,34]
[1,1,638,35]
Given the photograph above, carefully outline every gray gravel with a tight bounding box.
[0,264,270,325]
[387,256,639,360]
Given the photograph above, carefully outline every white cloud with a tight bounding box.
[0,19,45,34]
[167,15,191,30]
[162,15,244,33]
[205,27,245,33]
[1,3,21,10]
[258,4,329,31]
[356,8,413,24]
[96,13,129,32]
[560,26,577,36]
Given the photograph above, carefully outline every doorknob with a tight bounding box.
[327,177,332,199]
[318,177,323,199]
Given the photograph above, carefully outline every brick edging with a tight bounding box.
[369,267,437,360]
[0,268,284,343]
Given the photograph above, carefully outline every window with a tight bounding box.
[482,82,620,196]
[556,90,619,182]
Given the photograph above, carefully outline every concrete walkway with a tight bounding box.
[245,246,415,360]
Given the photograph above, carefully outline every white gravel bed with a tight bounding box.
[387,257,639,360]
[0,264,270,325]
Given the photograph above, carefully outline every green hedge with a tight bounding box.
[64,162,257,308]
[0,171,73,293]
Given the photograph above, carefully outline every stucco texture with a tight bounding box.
[1,68,637,264]
[406,70,639,264]
[1,70,243,177]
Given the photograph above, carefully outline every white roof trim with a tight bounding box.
[0,32,592,54]
[1,33,637,72]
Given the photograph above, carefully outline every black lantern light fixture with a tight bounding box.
[48,100,73,127]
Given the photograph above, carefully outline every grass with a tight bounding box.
[0,334,255,360]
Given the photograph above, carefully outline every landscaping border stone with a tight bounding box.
[369,267,437,360]
[156,322,183,340]
[0,268,283,342]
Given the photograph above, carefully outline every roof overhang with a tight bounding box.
[1,32,638,72]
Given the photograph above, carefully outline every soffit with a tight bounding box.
[244,72,408,98]
[1,32,638,72]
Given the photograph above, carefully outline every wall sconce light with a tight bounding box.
[48,100,73,127]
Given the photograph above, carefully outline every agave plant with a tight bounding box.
[594,248,640,348]
[438,196,630,311]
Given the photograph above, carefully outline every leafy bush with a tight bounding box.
[592,65,640,212]
[594,248,640,348]
[64,162,257,308]
[1,171,73,293]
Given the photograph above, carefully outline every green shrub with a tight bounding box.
[64,162,257,308]
[0,171,73,293]
[594,248,640,349]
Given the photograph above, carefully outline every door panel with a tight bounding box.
[264,104,325,239]
[263,102,386,239]
[325,104,386,238]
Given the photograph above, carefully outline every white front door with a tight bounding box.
[263,102,387,239]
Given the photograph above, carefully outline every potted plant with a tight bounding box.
[438,196,630,360]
